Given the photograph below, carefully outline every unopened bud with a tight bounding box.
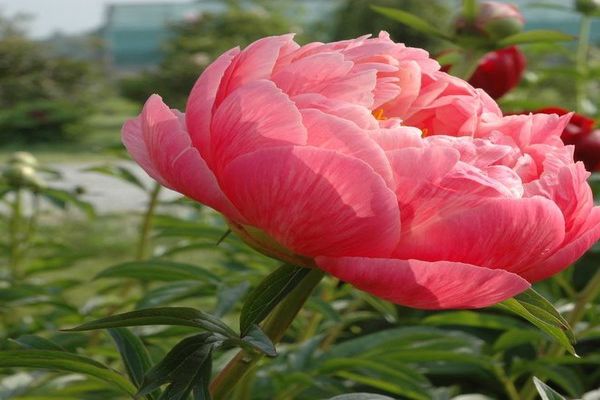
[455,1,524,40]
[8,151,38,168]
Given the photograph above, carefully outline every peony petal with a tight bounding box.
[271,52,377,108]
[522,208,600,282]
[210,80,307,172]
[292,93,379,129]
[220,146,401,258]
[387,146,565,273]
[186,47,240,163]
[394,195,565,274]
[122,95,242,220]
[316,256,530,309]
[302,108,395,188]
[214,34,298,108]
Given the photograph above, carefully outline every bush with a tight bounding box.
[0,15,98,145]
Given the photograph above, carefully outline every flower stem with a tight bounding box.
[210,268,325,400]
[135,183,161,260]
[8,188,23,279]
[575,14,592,113]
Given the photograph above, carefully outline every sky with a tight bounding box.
[0,0,189,38]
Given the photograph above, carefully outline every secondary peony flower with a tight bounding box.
[440,46,526,99]
[469,46,526,99]
[123,33,600,309]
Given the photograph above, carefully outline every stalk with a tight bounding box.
[135,183,161,260]
[575,15,592,113]
[210,268,325,400]
[8,188,23,278]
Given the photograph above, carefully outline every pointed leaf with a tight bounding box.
[108,328,153,391]
[240,264,310,335]
[64,307,237,339]
[497,30,574,47]
[497,288,576,355]
[11,335,66,351]
[137,333,215,400]
[95,260,220,283]
[84,165,147,190]
[534,377,567,400]
[39,188,95,218]
[370,5,451,40]
[240,324,277,357]
[0,350,136,396]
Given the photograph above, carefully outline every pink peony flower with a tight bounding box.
[123,33,600,309]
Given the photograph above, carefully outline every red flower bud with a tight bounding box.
[468,46,526,99]
[573,130,600,172]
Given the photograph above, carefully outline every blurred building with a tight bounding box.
[101,0,598,72]
[101,0,342,72]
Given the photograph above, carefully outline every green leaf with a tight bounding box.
[497,30,574,47]
[213,281,250,317]
[137,333,214,400]
[240,324,277,357]
[328,394,396,400]
[95,260,220,283]
[84,165,146,190]
[240,264,310,336]
[0,350,136,396]
[136,282,213,309]
[108,328,153,391]
[497,288,576,355]
[11,335,66,351]
[370,5,451,40]
[64,307,237,339]
[39,188,95,218]
[533,377,567,400]
[493,329,544,352]
[320,358,430,400]
[423,311,525,330]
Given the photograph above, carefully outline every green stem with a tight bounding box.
[25,193,40,250]
[575,15,592,113]
[135,183,161,260]
[520,269,600,400]
[8,188,23,278]
[210,268,325,400]
[493,362,520,400]
[463,0,478,22]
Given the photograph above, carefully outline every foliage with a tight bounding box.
[0,14,99,145]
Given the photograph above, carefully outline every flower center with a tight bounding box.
[372,108,387,120]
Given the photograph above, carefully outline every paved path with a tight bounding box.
[48,162,178,214]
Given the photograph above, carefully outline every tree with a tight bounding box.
[0,13,98,144]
